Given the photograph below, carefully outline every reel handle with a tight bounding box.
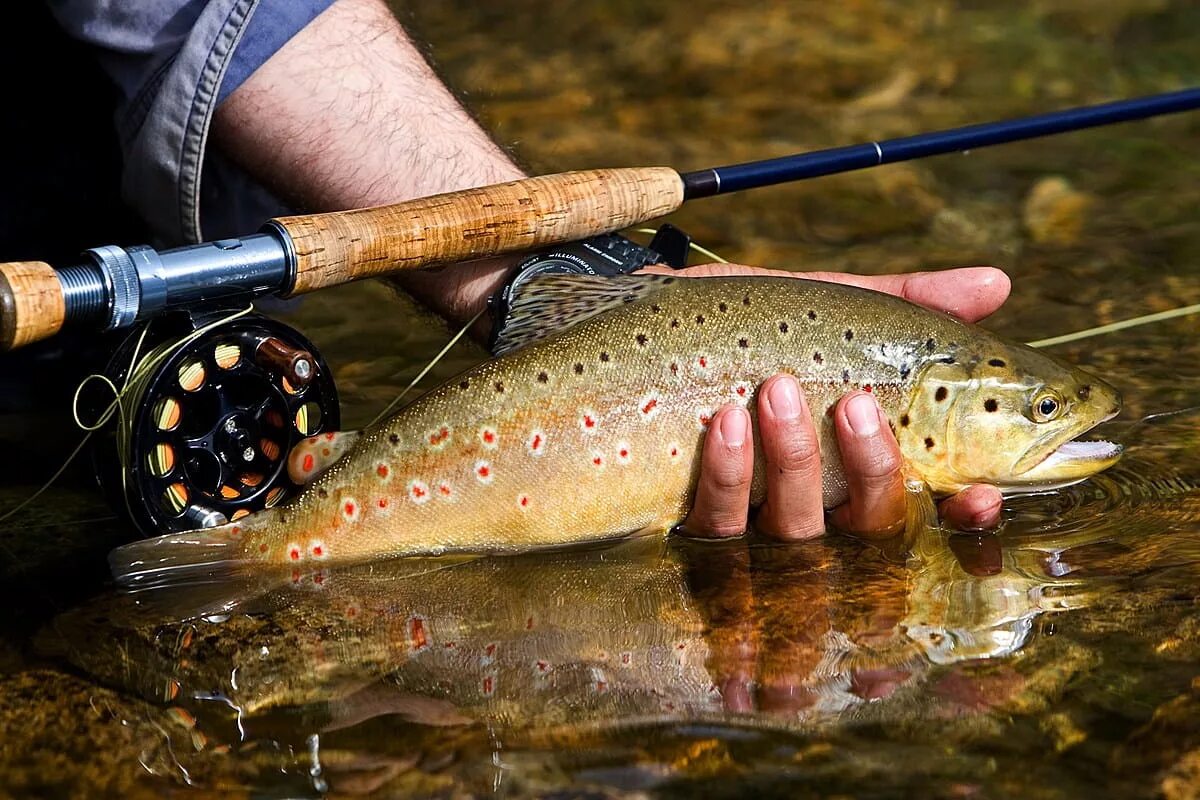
[272,167,685,295]
[0,261,66,350]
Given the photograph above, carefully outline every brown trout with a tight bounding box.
[110,275,1122,584]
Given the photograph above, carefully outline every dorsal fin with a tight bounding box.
[492,274,676,355]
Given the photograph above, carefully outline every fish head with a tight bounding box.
[897,341,1122,496]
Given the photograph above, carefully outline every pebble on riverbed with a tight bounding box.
[1022,176,1093,246]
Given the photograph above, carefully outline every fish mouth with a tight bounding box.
[1008,410,1123,492]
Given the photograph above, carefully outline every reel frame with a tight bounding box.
[95,308,339,537]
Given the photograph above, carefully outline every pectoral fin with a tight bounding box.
[903,477,942,553]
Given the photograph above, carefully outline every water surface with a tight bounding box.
[3,1,1200,797]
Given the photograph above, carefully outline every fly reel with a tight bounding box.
[94,309,339,537]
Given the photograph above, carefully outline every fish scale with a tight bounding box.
[110,275,1122,584]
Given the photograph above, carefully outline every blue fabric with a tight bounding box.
[218,0,334,103]
[45,0,336,243]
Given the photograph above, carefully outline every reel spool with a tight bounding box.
[95,309,339,537]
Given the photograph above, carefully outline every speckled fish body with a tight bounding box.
[111,275,1121,583]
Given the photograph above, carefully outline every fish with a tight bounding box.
[109,274,1122,585]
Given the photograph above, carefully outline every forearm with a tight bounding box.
[211,0,525,326]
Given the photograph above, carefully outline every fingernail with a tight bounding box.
[719,408,748,448]
[766,376,802,420]
[845,393,880,437]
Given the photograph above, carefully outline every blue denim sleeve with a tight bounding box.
[218,0,334,103]
[45,0,336,244]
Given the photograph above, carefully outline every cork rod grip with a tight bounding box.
[273,167,685,295]
[0,261,65,351]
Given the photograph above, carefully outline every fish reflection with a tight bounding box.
[49,521,1127,742]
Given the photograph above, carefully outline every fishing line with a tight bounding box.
[1026,302,1200,348]
[367,308,485,429]
[0,306,255,529]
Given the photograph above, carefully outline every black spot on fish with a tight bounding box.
[718,302,728,312]
[926,338,936,352]
[988,358,1007,367]
[636,334,648,346]
[738,338,749,349]
[842,369,851,383]
[670,362,679,375]
[651,304,662,313]
[600,352,610,363]
[900,414,910,427]
[779,321,789,333]
[844,329,854,341]
[984,398,999,412]
[807,310,817,321]
[663,277,675,284]
[495,381,505,393]
[935,386,948,402]
[925,437,935,449]
[316,488,328,499]
[537,371,549,383]
[1078,384,1092,400]
[899,365,911,379]
[622,294,636,304]
[813,351,824,364]
[696,315,705,325]
[459,380,470,390]
[388,433,400,445]
[670,318,680,328]
[743,295,751,306]
[934,356,955,364]
[574,363,584,375]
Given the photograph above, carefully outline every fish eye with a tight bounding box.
[1029,391,1064,423]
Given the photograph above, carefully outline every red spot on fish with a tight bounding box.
[412,484,426,498]
[231,526,241,537]
[322,448,330,457]
[410,617,428,651]
[677,643,686,650]
[641,398,658,414]
[428,426,451,446]
[476,462,491,481]
[537,660,550,672]
[592,453,604,467]
[259,543,269,553]
[325,432,335,441]
[346,606,358,618]
[312,544,323,557]
[289,547,301,561]
[444,641,457,649]
[864,384,873,393]
[344,500,356,516]
[483,430,495,443]
[302,454,314,472]
[699,413,711,428]
[438,482,452,497]
[291,569,302,583]
[378,497,389,509]
[584,415,596,428]
[596,680,608,692]
[736,385,747,396]
[486,643,497,657]
[622,652,632,665]
[698,356,708,368]
[518,494,530,509]
[376,464,389,479]
[526,616,534,630]
[670,446,679,457]
[620,447,629,458]
[313,571,325,585]
[482,676,494,695]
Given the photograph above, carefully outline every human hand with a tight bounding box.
[653,264,1011,539]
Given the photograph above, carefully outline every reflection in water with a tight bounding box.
[42,442,1200,794]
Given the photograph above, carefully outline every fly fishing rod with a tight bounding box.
[3,87,1199,352]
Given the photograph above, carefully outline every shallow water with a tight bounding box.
[3,0,1200,797]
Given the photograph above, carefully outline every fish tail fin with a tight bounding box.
[109,509,279,591]
[902,477,942,553]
